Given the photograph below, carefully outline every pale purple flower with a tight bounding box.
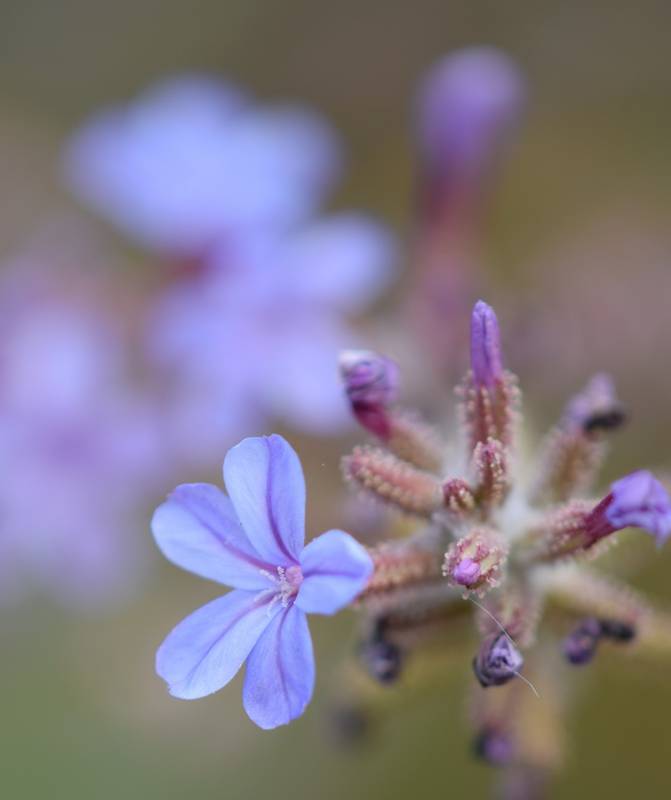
[65,75,397,453]
[471,299,504,388]
[0,259,163,606]
[65,76,340,257]
[147,215,396,459]
[152,434,373,729]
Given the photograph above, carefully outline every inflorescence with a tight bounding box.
[153,299,671,753]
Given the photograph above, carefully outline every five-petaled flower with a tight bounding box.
[152,434,373,729]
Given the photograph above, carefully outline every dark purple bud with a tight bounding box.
[599,618,636,643]
[587,470,671,546]
[473,632,524,687]
[340,350,399,408]
[329,705,371,746]
[473,727,515,766]
[361,637,404,685]
[563,618,601,666]
[339,350,399,438]
[564,373,626,435]
[470,300,503,388]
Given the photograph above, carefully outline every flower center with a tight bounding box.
[261,565,303,608]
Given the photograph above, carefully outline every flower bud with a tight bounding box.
[339,350,399,438]
[473,727,515,767]
[442,477,476,516]
[360,619,404,684]
[564,373,626,435]
[473,437,509,509]
[562,618,601,665]
[417,48,525,200]
[361,637,404,684]
[460,301,519,455]
[473,632,524,687]
[599,618,636,643]
[586,470,671,547]
[443,527,508,595]
[471,300,503,389]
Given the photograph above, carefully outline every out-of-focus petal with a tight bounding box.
[242,604,315,729]
[263,320,352,435]
[296,529,373,615]
[152,483,272,590]
[64,76,341,255]
[283,213,397,312]
[156,589,279,700]
[223,435,305,565]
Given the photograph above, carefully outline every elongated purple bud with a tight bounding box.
[417,48,525,196]
[470,300,503,389]
[473,632,524,687]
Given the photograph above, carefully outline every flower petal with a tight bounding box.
[242,604,315,729]
[282,213,397,313]
[223,435,305,565]
[296,529,373,615]
[152,483,273,590]
[156,589,279,700]
[607,470,671,546]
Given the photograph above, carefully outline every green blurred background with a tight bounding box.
[1,1,671,797]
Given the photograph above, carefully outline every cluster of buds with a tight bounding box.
[340,298,671,779]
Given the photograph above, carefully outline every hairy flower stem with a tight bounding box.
[342,446,443,516]
[360,537,444,600]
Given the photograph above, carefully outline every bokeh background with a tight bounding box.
[1,1,670,798]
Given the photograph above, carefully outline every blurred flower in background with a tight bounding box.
[0,229,163,607]
[405,47,525,378]
[65,76,397,462]
[64,76,340,258]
